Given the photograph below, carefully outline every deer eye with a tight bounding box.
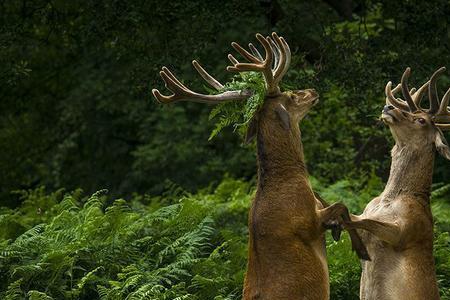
[415,118,426,125]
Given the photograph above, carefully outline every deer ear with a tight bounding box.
[435,129,450,160]
[275,103,290,130]
[245,117,258,144]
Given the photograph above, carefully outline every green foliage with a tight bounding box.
[0,178,252,299]
[208,72,266,140]
[432,185,450,300]
[2,0,449,203]
[1,1,450,298]
[0,0,267,203]
[0,188,69,241]
[1,178,449,299]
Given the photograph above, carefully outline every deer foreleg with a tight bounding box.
[344,218,402,246]
[317,202,348,223]
[318,203,370,260]
[314,192,343,241]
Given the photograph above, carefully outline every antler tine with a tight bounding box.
[248,43,263,61]
[153,66,252,104]
[162,66,190,90]
[226,32,291,96]
[227,54,239,65]
[385,83,402,105]
[429,67,446,114]
[230,41,261,64]
[277,36,291,83]
[436,123,450,131]
[271,32,289,87]
[152,68,190,104]
[385,81,410,111]
[434,87,450,123]
[192,60,223,91]
[412,80,430,106]
[401,67,419,112]
[255,33,276,94]
[392,83,402,94]
[267,37,280,70]
[227,33,277,95]
[152,89,169,104]
[438,87,450,114]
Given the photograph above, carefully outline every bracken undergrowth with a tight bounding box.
[1,177,449,300]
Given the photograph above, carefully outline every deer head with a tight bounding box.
[152,32,319,142]
[383,67,450,159]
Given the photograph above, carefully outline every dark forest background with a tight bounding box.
[1,0,449,207]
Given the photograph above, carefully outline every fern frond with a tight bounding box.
[27,290,54,300]
[5,279,24,300]
[208,72,266,139]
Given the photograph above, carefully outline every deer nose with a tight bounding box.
[383,105,395,112]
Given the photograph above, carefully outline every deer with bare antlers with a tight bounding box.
[344,67,450,300]
[153,32,368,299]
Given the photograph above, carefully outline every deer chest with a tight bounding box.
[250,195,319,240]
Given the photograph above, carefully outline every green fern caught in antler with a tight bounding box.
[208,72,266,140]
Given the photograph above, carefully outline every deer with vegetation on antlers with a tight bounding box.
[344,67,450,300]
[153,32,368,299]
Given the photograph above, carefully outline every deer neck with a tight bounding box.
[256,118,307,182]
[382,143,435,202]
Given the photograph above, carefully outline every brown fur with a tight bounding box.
[243,91,368,300]
[152,32,369,300]
[346,104,450,300]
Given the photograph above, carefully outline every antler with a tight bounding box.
[411,80,430,106]
[386,80,429,109]
[431,67,450,130]
[385,67,420,112]
[385,66,450,131]
[226,32,291,96]
[428,67,446,114]
[385,82,406,110]
[152,61,252,104]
